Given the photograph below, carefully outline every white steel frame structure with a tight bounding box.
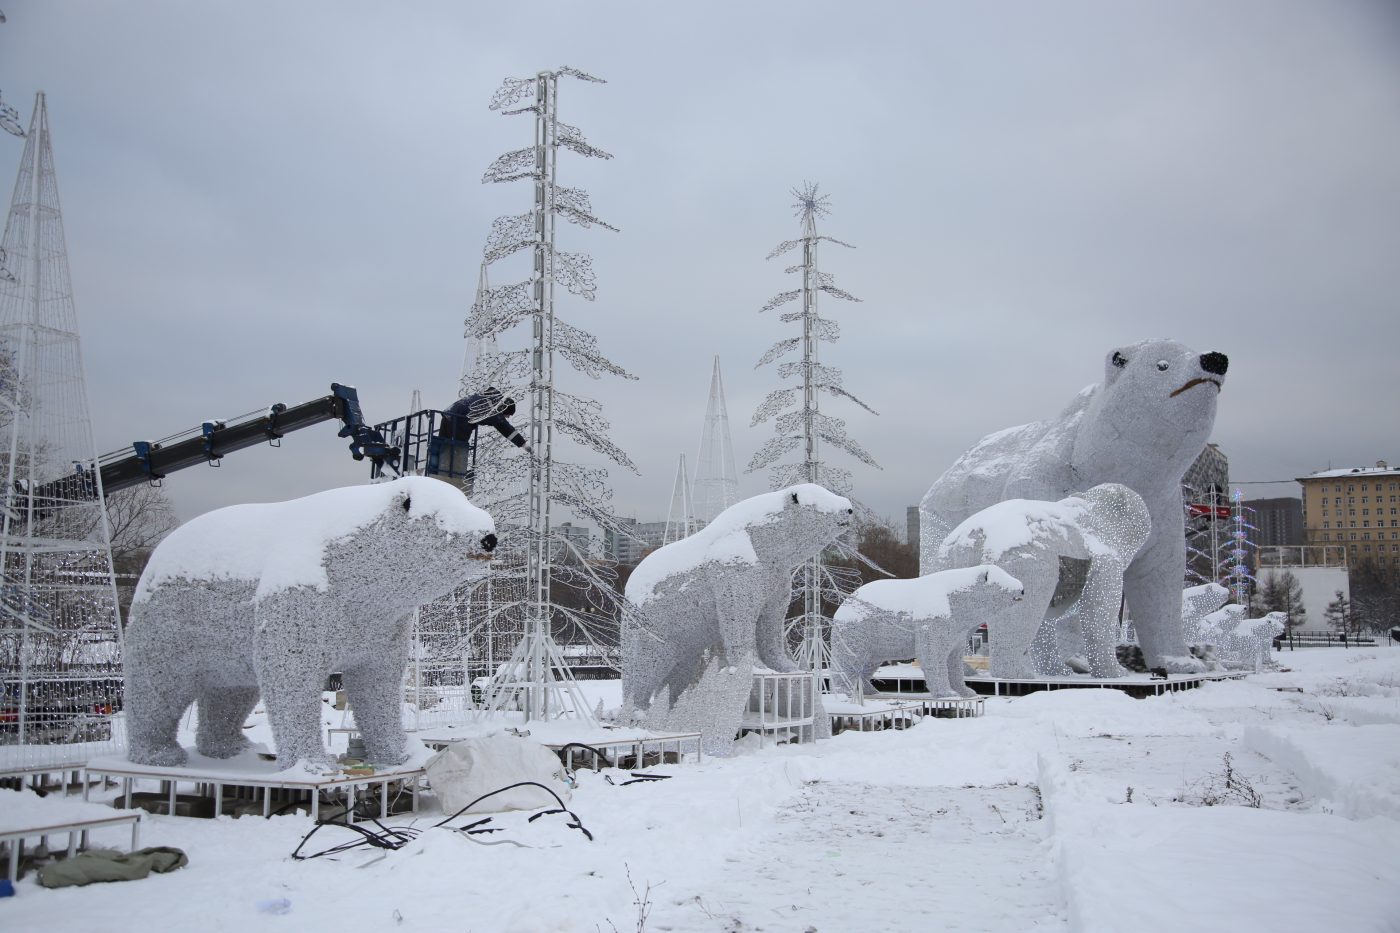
[692,356,738,525]
[0,94,124,769]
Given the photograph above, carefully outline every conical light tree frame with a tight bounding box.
[0,94,124,767]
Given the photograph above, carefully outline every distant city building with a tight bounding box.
[603,518,669,564]
[552,522,592,561]
[1298,460,1400,576]
[907,505,920,553]
[1243,497,1302,548]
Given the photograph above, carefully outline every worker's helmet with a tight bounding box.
[501,397,516,418]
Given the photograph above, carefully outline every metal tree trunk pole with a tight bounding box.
[800,207,826,675]
[525,70,557,721]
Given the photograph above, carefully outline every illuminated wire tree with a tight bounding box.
[0,94,124,768]
[464,67,638,723]
[1,11,27,284]
[749,183,879,676]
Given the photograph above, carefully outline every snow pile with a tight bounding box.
[136,477,494,598]
[1043,757,1400,933]
[1243,723,1400,820]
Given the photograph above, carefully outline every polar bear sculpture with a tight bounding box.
[1231,613,1287,672]
[1181,582,1231,643]
[622,484,853,755]
[936,484,1151,679]
[920,338,1227,672]
[124,478,497,770]
[831,566,1025,699]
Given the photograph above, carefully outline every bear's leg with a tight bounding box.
[944,628,980,699]
[124,666,196,768]
[716,590,761,673]
[1079,559,1129,678]
[987,555,1058,680]
[1126,515,1205,673]
[343,657,411,766]
[755,587,800,673]
[917,622,974,698]
[195,686,259,759]
[626,651,681,716]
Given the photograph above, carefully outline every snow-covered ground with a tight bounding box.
[6,647,1400,932]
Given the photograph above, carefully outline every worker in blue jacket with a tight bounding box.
[434,387,530,489]
[441,387,530,450]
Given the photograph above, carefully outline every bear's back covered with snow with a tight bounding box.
[134,476,494,602]
[625,483,852,605]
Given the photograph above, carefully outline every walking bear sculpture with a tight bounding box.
[124,477,497,771]
[831,566,1025,699]
[920,338,1228,672]
[935,484,1151,679]
[622,484,853,755]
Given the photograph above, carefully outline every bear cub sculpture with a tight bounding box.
[831,565,1025,699]
[124,477,497,770]
[622,483,853,755]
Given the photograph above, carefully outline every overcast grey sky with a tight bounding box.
[3,0,1398,533]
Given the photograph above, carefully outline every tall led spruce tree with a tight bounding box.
[749,184,879,674]
[464,68,637,722]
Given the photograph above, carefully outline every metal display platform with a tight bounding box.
[740,671,818,748]
[82,756,424,823]
[408,722,704,771]
[962,670,1248,698]
[826,695,985,734]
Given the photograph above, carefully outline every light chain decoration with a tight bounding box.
[831,565,1025,699]
[934,484,1152,680]
[621,485,854,756]
[124,479,497,770]
[920,339,1229,674]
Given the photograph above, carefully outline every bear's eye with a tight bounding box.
[1156,360,1169,371]
[790,492,799,504]
[402,496,412,512]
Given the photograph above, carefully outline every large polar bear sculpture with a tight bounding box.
[830,566,1025,699]
[936,484,1151,679]
[622,484,853,755]
[124,477,497,770]
[921,338,1228,672]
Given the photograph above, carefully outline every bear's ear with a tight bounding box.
[1105,348,1128,384]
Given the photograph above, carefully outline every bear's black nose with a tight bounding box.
[480,533,497,553]
[1200,352,1229,376]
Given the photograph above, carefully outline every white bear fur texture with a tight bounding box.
[920,338,1227,673]
[830,565,1025,699]
[124,478,497,771]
